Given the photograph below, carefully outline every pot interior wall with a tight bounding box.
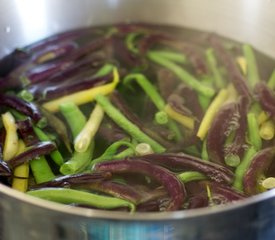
[0,0,275,58]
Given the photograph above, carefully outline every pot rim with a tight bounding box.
[0,183,274,220]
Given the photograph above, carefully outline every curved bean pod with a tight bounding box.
[139,153,234,184]
[8,141,56,169]
[209,35,251,98]
[27,188,135,212]
[94,159,185,211]
[0,94,42,123]
[207,102,237,165]
[243,147,275,195]
[254,82,275,117]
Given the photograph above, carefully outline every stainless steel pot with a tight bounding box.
[0,0,275,239]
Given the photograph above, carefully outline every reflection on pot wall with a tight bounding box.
[14,0,48,42]
[0,0,275,58]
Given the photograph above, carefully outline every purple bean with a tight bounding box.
[42,74,112,100]
[22,61,73,85]
[209,182,246,201]
[181,45,208,75]
[254,82,275,117]
[0,160,12,177]
[94,159,186,211]
[156,68,179,100]
[136,197,170,212]
[0,94,42,123]
[136,199,161,212]
[0,49,31,77]
[209,35,251,98]
[46,54,104,84]
[168,85,201,120]
[186,181,245,209]
[207,102,237,165]
[243,147,275,195]
[30,172,112,189]
[187,195,209,209]
[84,182,167,205]
[138,153,234,184]
[138,33,172,55]
[66,37,107,62]
[8,141,56,169]
[224,96,250,159]
[28,57,105,100]
[82,181,143,204]
[33,41,78,64]
[16,118,39,146]
[111,36,144,68]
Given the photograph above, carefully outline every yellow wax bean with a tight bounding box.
[164,105,194,130]
[257,111,269,125]
[236,56,247,75]
[74,104,104,153]
[262,177,275,190]
[12,141,29,192]
[2,112,19,161]
[259,120,275,140]
[43,68,119,112]
[197,89,229,140]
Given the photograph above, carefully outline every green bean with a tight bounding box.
[94,63,114,78]
[90,140,136,166]
[224,154,240,167]
[60,141,94,175]
[178,171,207,183]
[59,102,87,139]
[33,127,64,166]
[27,188,135,212]
[36,117,48,129]
[30,156,55,184]
[147,51,215,97]
[59,103,94,175]
[224,132,241,167]
[247,112,262,151]
[74,104,104,153]
[124,73,166,110]
[113,147,136,159]
[155,111,169,125]
[17,90,34,102]
[95,94,166,153]
[233,146,257,191]
[126,32,142,54]
[148,50,187,64]
[201,139,209,161]
[124,73,182,141]
[267,70,275,90]
[243,44,260,88]
[205,48,224,88]
[197,75,213,111]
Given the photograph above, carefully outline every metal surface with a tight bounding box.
[0,0,275,239]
